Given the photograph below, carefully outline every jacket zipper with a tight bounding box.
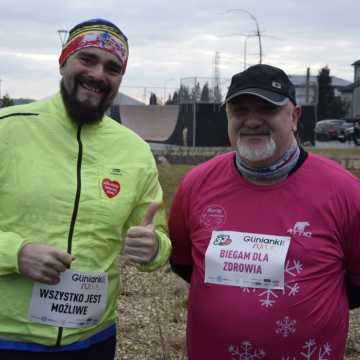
[56,125,83,346]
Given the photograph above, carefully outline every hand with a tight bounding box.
[123,202,161,265]
[18,244,74,284]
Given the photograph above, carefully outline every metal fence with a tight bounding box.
[119,77,229,105]
[119,75,319,106]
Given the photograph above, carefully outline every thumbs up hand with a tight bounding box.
[123,203,161,265]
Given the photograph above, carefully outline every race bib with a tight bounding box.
[28,270,107,328]
[205,231,290,289]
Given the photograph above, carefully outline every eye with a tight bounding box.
[260,105,278,114]
[231,106,246,114]
[106,63,123,75]
[78,55,94,65]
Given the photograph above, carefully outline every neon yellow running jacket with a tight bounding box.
[0,94,171,346]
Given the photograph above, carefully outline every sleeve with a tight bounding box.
[344,179,360,285]
[346,276,360,310]
[169,179,193,268]
[342,177,360,308]
[170,261,193,283]
[0,116,29,276]
[123,152,171,272]
[0,232,27,275]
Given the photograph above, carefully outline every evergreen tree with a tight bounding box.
[149,92,158,105]
[191,81,201,102]
[200,83,210,103]
[317,66,346,120]
[328,96,348,119]
[213,85,223,103]
[171,91,179,104]
[165,94,173,105]
[179,85,191,103]
[0,94,14,108]
[166,91,179,105]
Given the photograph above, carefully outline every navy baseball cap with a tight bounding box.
[224,64,297,106]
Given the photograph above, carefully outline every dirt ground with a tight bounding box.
[116,264,360,360]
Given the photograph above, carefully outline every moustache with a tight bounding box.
[76,75,111,94]
[239,130,272,136]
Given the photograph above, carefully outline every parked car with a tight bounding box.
[354,120,360,145]
[337,121,354,142]
[315,119,343,141]
[315,119,354,141]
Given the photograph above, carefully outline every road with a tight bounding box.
[311,140,360,149]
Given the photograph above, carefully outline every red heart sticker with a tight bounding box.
[102,178,121,198]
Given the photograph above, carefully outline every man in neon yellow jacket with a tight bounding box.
[0,18,171,359]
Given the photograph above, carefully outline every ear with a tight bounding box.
[291,105,302,132]
[59,65,65,76]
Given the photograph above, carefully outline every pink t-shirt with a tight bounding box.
[169,151,360,359]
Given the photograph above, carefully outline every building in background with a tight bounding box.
[352,60,360,119]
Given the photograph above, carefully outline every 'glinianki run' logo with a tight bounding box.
[287,221,312,238]
[213,234,232,246]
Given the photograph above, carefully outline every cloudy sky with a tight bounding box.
[0,0,358,102]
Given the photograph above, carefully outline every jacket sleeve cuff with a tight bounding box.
[137,230,171,273]
[0,232,27,275]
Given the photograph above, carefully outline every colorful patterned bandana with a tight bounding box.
[235,142,300,182]
[59,19,129,74]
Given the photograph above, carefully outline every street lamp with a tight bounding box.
[57,30,69,48]
[227,9,263,64]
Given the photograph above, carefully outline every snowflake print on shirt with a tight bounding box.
[300,339,332,360]
[242,287,257,294]
[258,289,278,308]
[275,316,296,337]
[228,341,266,359]
[258,259,303,308]
[283,260,303,296]
[281,339,332,360]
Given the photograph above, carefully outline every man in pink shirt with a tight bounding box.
[169,64,360,359]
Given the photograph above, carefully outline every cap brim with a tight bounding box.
[225,88,289,106]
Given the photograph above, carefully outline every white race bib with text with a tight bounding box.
[28,270,107,328]
[205,231,290,289]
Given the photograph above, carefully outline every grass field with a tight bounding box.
[117,148,360,360]
[306,147,360,158]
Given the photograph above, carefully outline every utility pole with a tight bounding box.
[192,77,197,147]
[305,67,310,105]
[212,51,221,102]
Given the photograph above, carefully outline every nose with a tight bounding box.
[88,64,105,80]
[242,111,263,128]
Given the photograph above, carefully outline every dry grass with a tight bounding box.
[116,264,360,359]
[116,265,188,359]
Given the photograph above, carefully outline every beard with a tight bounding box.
[236,135,276,163]
[60,75,114,126]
